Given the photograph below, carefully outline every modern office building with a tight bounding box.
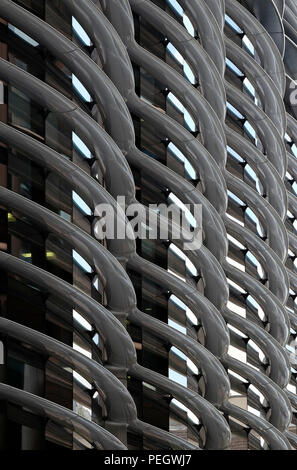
[0,0,296,451]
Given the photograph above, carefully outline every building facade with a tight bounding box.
[0,0,296,450]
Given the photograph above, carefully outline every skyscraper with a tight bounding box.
[0,0,296,450]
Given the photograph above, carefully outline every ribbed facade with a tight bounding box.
[0,0,296,451]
